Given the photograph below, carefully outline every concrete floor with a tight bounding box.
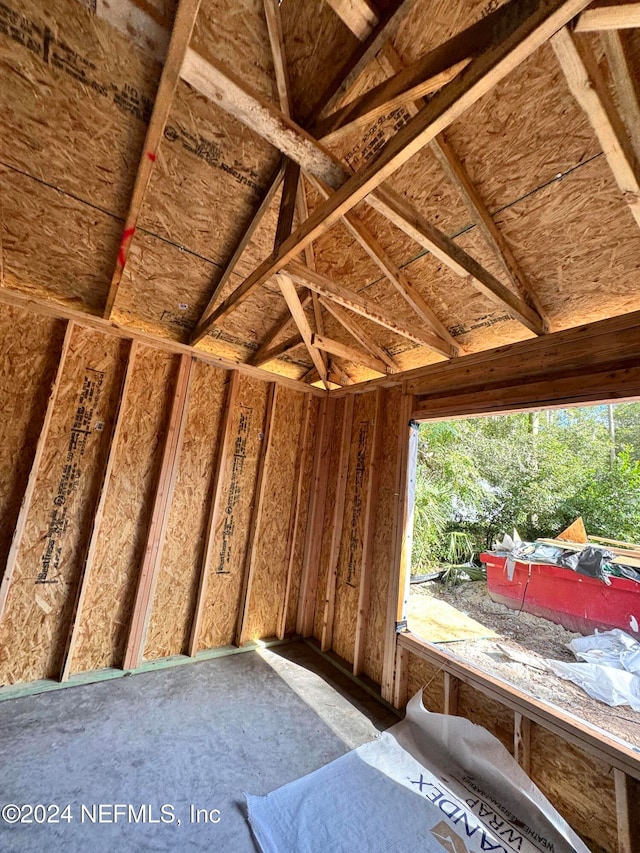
[0,642,397,852]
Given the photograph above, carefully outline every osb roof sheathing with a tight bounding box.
[1,0,640,386]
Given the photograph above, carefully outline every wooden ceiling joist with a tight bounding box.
[552,26,640,229]
[319,297,400,373]
[285,260,458,356]
[103,0,202,320]
[310,333,390,374]
[191,0,585,340]
[575,4,640,31]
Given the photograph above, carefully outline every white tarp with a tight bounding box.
[246,692,588,853]
[548,629,640,711]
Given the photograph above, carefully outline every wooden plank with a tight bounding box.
[311,333,389,375]
[353,388,385,676]
[444,671,460,715]
[235,383,278,647]
[123,354,192,670]
[194,163,285,330]
[320,396,355,652]
[393,643,410,709]
[252,334,304,367]
[263,0,292,116]
[319,298,400,373]
[575,4,640,31]
[400,631,640,780]
[0,320,74,623]
[368,187,545,335]
[404,309,640,398]
[286,261,457,356]
[315,59,470,144]
[278,273,329,386]
[313,0,419,118]
[552,26,640,228]
[614,769,640,853]
[305,174,459,350]
[250,295,313,367]
[59,340,139,681]
[275,160,301,250]
[104,0,202,318]
[193,0,588,334]
[514,712,532,775]
[601,30,640,164]
[381,398,417,702]
[277,393,313,640]
[188,369,240,657]
[297,396,336,637]
[324,0,379,40]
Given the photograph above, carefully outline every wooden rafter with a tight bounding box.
[552,26,640,228]
[196,162,285,327]
[103,0,202,319]
[252,334,305,368]
[285,260,457,356]
[305,173,459,349]
[319,297,400,372]
[324,0,379,41]
[250,296,312,366]
[310,333,389,374]
[189,0,581,339]
[376,42,550,329]
[278,273,331,386]
[601,30,640,164]
[575,4,640,31]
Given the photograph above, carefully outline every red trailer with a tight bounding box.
[481,551,640,639]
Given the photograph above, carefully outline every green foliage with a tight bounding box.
[411,403,640,575]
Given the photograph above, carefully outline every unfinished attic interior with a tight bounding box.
[2,0,640,849]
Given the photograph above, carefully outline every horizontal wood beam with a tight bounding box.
[311,332,389,374]
[286,260,458,356]
[575,4,640,31]
[399,631,640,780]
[319,297,400,372]
[192,0,579,338]
[552,26,640,228]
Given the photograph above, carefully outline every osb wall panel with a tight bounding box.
[362,387,402,684]
[406,652,445,713]
[312,397,346,641]
[457,682,515,754]
[0,325,128,685]
[0,306,65,579]
[144,361,228,660]
[243,386,306,642]
[529,724,617,853]
[197,374,269,650]
[283,395,320,636]
[71,345,177,673]
[331,390,377,664]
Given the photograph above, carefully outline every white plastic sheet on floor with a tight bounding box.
[548,629,640,711]
[246,692,588,853]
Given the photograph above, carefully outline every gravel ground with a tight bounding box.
[410,579,640,747]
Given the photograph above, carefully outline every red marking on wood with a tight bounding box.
[118,227,137,270]
[146,151,157,162]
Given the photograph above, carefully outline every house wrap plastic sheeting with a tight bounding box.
[246,692,588,853]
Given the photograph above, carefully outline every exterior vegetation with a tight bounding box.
[412,402,640,574]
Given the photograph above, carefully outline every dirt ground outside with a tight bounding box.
[408,579,640,748]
